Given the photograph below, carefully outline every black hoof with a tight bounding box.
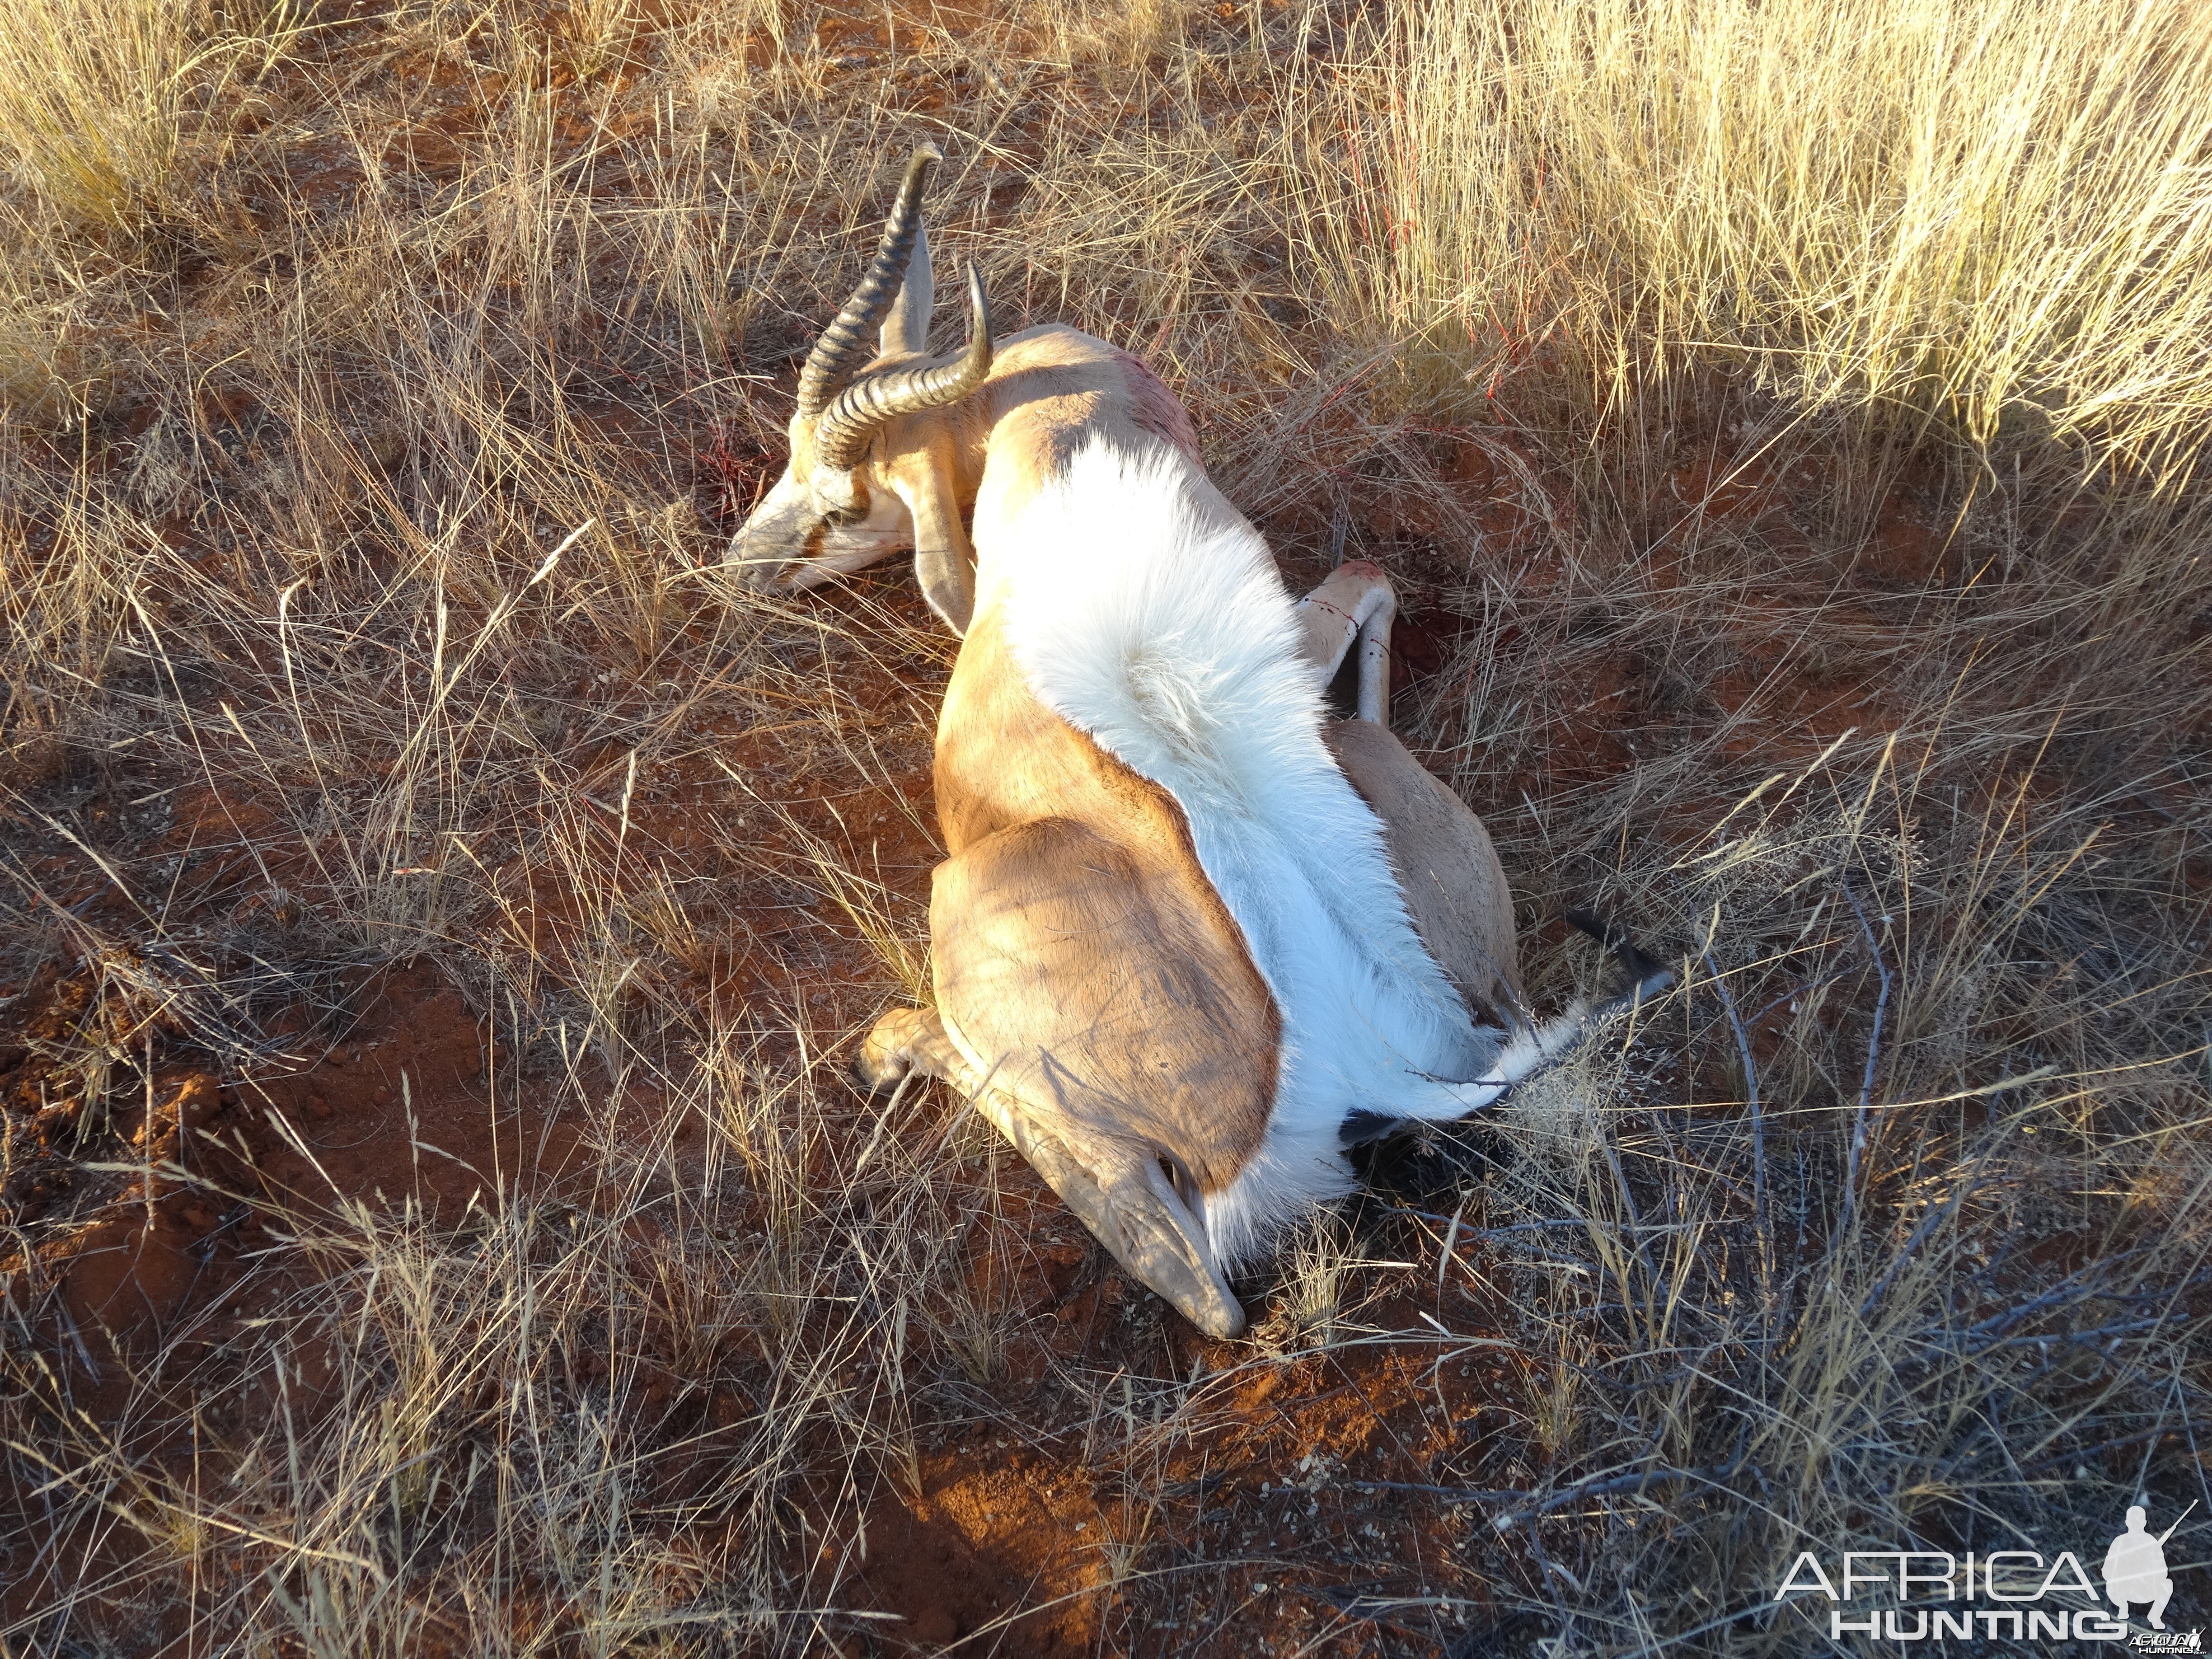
[1339,1108,1410,1148]
[1563,907,1664,988]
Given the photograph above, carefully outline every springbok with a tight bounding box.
[731,147,1668,1337]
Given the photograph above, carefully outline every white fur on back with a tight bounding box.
[987,437,1507,1269]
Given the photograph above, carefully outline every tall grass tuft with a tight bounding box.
[0,0,206,235]
[1355,0,2212,484]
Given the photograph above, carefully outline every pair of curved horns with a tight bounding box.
[797,144,994,469]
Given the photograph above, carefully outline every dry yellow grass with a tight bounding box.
[1,0,2207,1654]
[1357,0,2212,487]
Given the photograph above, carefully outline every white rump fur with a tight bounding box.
[991,438,1571,1270]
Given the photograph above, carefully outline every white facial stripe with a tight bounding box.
[729,459,915,586]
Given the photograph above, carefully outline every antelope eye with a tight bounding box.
[813,473,867,526]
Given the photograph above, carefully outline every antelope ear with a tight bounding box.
[879,219,935,356]
[915,537,975,637]
[890,443,976,635]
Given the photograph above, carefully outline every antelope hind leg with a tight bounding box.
[1295,561,1396,723]
[855,1002,1246,1337]
[1326,717,1528,1026]
[1297,564,1528,1023]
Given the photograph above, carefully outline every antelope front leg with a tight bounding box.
[854,1006,965,1092]
[1295,560,1395,723]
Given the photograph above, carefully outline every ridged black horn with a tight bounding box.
[795,145,942,423]
[815,263,994,469]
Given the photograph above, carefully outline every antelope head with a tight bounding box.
[729,145,994,633]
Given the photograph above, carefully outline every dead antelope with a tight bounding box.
[731,147,1669,1336]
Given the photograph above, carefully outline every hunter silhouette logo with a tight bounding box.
[2097,1504,2185,1628]
[2106,1504,2189,1629]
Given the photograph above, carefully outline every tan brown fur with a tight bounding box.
[928,600,1280,1193]
[1323,718,1524,1025]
